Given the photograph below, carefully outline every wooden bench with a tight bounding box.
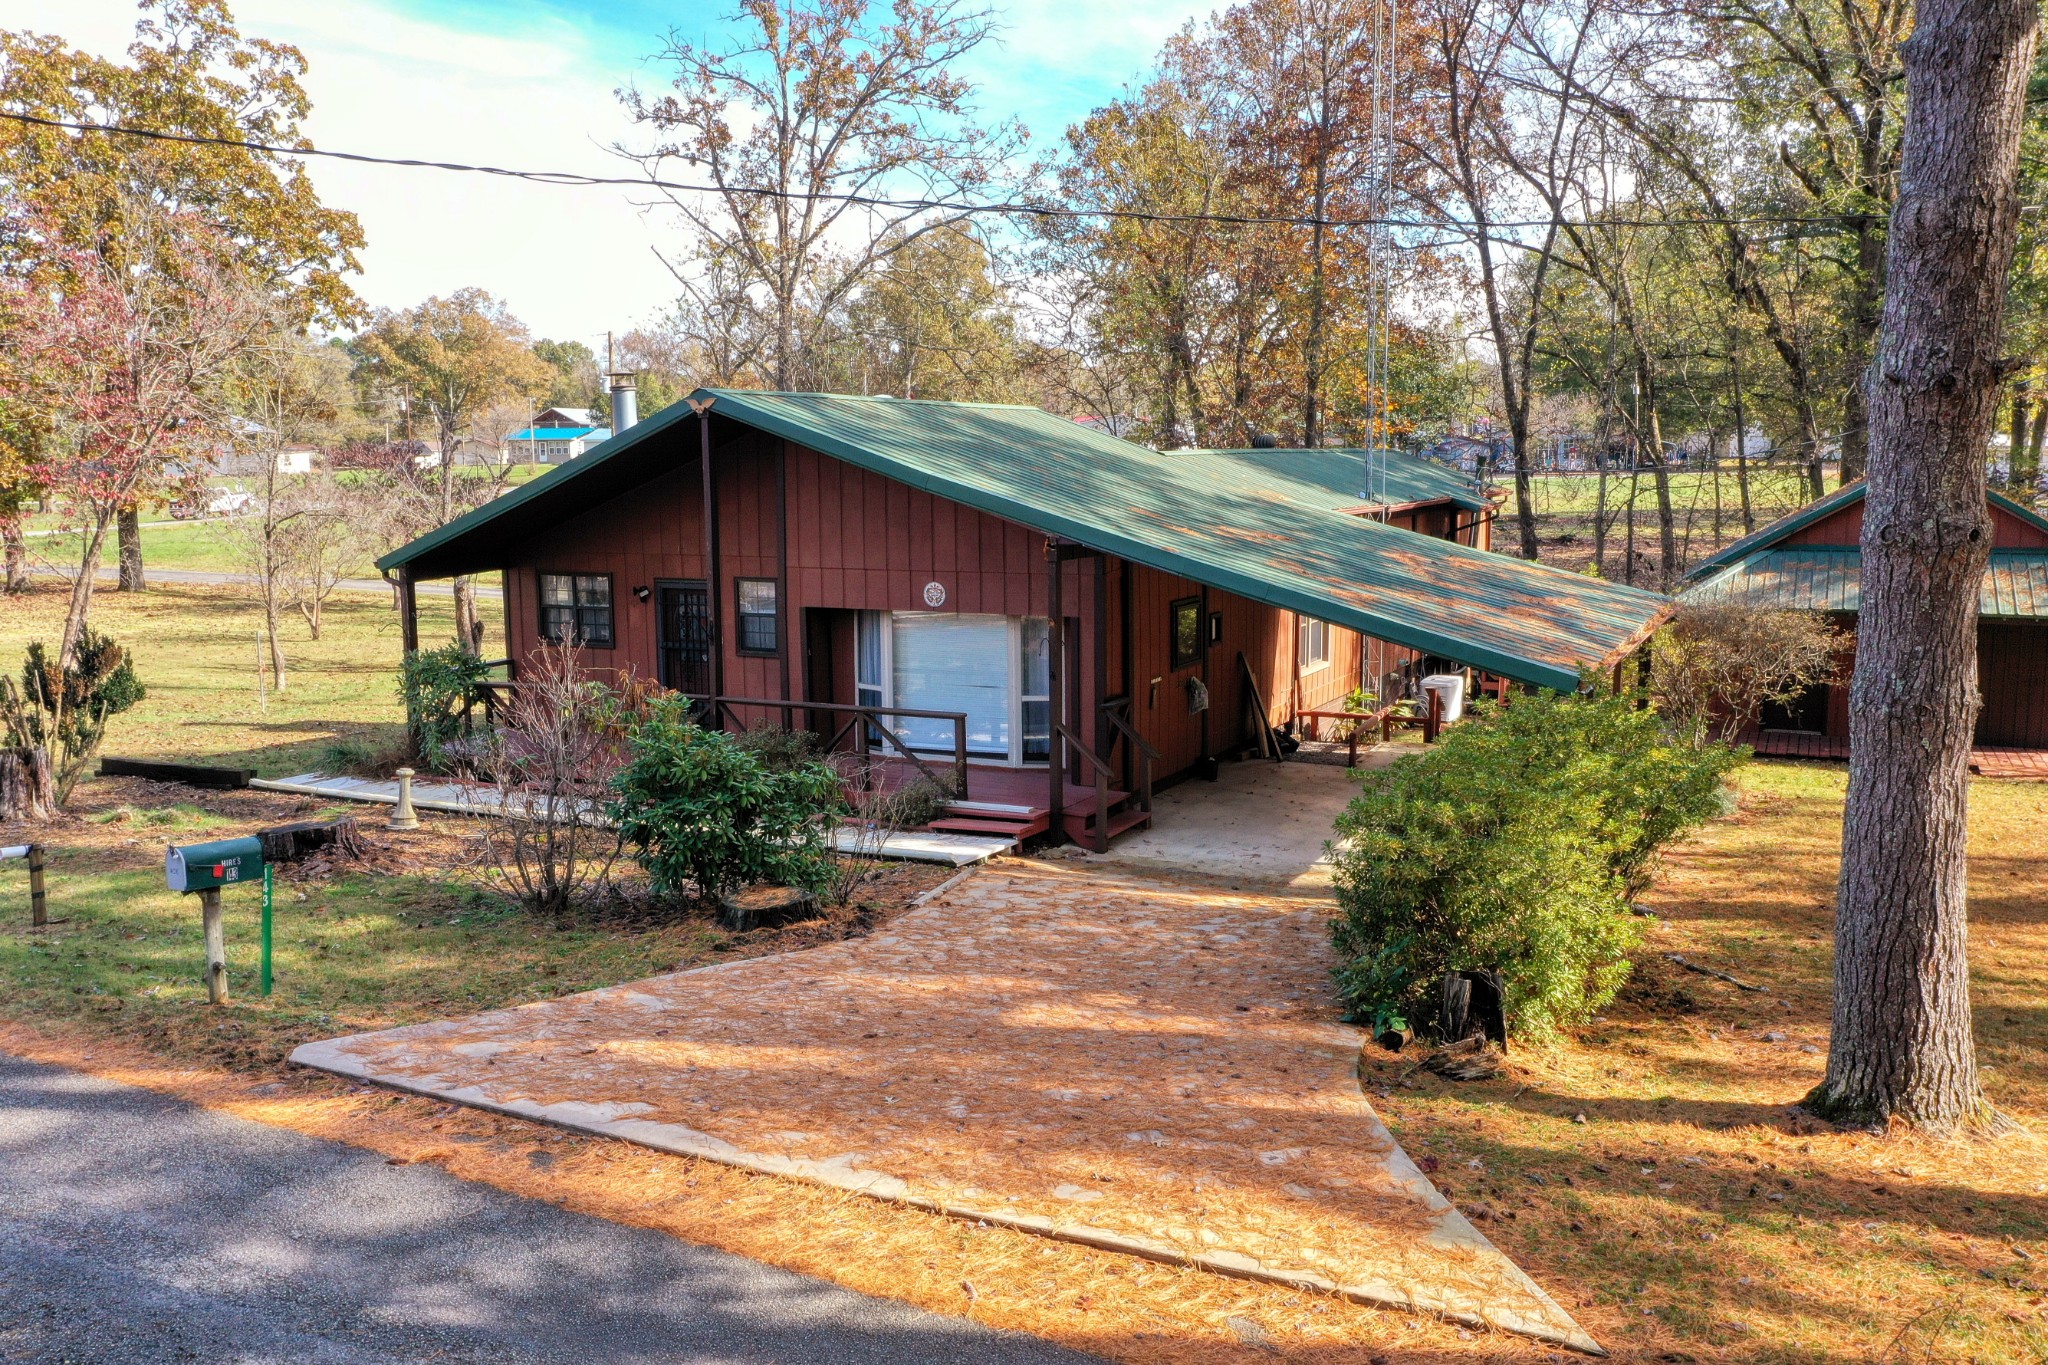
[1297,706,1398,767]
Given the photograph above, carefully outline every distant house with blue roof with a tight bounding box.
[505,406,612,465]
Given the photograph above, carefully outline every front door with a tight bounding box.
[657,580,712,696]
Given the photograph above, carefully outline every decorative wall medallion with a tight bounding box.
[923,581,947,607]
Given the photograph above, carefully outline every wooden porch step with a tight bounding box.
[1059,806,1152,847]
[928,814,1050,845]
[1042,788,1129,819]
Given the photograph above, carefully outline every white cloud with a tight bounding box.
[4,0,680,348]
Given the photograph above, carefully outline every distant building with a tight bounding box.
[504,406,612,465]
[216,440,320,477]
[1683,481,2048,753]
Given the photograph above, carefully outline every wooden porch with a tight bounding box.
[1749,728,2048,779]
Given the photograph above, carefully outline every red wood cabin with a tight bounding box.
[1681,482,2048,756]
[382,391,1668,846]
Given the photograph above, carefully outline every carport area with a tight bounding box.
[1090,750,1402,892]
[295,846,1599,1353]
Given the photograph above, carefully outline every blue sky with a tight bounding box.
[8,0,1203,345]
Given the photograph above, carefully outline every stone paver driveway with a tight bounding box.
[296,860,1599,1354]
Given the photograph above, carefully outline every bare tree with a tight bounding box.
[278,473,372,640]
[470,642,625,917]
[621,0,1023,390]
[1651,601,1843,746]
[1414,0,1602,558]
[218,325,356,688]
[1811,0,2038,1132]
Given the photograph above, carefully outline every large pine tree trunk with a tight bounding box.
[1813,0,2038,1133]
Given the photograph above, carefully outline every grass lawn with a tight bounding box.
[0,577,500,776]
[1518,466,1831,585]
[0,780,949,1075]
[0,574,2043,1362]
[25,519,382,579]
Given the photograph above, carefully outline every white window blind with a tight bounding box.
[891,613,1012,756]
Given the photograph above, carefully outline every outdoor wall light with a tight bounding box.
[633,585,651,602]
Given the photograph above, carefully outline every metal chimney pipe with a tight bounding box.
[608,373,638,434]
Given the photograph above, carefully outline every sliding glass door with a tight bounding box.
[858,611,1053,764]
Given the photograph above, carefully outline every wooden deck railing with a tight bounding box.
[699,696,971,800]
[1099,697,1158,815]
[1051,720,1119,852]
[1048,698,1162,852]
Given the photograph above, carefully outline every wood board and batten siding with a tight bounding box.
[493,425,1363,786]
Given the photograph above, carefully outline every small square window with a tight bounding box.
[736,577,779,654]
[1170,596,1202,670]
[539,572,613,647]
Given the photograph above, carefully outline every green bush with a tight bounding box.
[1329,690,1739,1041]
[1,630,145,804]
[399,644,493,770]
[609,698,845,905]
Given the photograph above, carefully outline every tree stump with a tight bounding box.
[0,747,55,821]
[717,884,818,932]
[1438,969,1508,1049]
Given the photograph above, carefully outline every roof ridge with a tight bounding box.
[706,388,1046,412]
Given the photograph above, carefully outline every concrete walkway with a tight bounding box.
[1093,757,1379,893]
[0,1050,1098,1364]
[252,771,1014,868]
[295,859,1601,1354]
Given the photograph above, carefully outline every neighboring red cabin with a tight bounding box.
[382,391,1666,844]
[1681,482,2048,753]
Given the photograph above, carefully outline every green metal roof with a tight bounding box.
[1166,447,1490,513]
[1682,481,2048,587]
[382,389,1669,691]
[1683,545,2048,617]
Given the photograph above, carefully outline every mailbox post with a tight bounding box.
[1,844,46,928]
[166,838,265,1005]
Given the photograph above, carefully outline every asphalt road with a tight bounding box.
[0,1052,1100,1365]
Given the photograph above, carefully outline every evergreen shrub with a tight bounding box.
[1330,690,1739,1041]
[609,697,844,905]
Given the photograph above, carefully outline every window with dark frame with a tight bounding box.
[1169,596,1202,670]
[736,577,780,654]
[539,572,614,647]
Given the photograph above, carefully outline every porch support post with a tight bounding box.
[1198,585,1212,768]
[1046,539,1065,843]
[395,567,419,655]
[695,401,725,704]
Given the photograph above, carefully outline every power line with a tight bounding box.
[2,110,1875,235]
